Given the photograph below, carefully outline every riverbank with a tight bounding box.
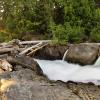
[0,40,100,100]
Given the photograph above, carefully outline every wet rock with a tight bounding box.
[14,65,24,71]
[34,44,68,60]
[67,82,100,100]
[7,55,43,75]
[0,69,80,100]
[64,44,99,65]
[0,69,39,81]
[1,68,100,100]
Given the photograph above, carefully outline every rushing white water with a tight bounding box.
[35,57,100,85]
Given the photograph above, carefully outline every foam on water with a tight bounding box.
[35,57,100,85]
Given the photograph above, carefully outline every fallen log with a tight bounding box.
[81,43,100,46]
[19,42,43,55]
[19,40,51,45]
[0,48,14,54]
[0,43,13,48]
[27,43,48,56]
[0,47,25,55]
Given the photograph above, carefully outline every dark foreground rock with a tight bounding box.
[33,44,68,60]
[64,44,99,65]
[0,69,80,100]
[6,55,43,75]
[1,68,100,100]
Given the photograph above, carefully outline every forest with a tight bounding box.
[0,0,100,44]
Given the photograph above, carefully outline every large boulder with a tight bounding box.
[33,44,68,60]
[6,55,43,75]
[1,69,100,100]
[64,44,99,65]
[0,69,80,100]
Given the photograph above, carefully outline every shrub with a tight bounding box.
[90,25,100,42]
[0,32,11,42]
[50,23,68,44]
[67,26,85,43]
[64,23,85,43]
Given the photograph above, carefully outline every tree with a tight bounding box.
[50,0,100,43]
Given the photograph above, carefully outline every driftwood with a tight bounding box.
[19,42,43,55]
[0,59,12,72]
[27,43,48,56]
[0,40,49,76]
[19,40,51,45]
[0,39,50,53]
[0,48,14,54]
[81,43,100,46]
[0,48,26,55]
[0,43,13,48]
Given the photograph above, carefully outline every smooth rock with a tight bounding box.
[64,44,99,65]
[34,44,68,60]
[0,69,80,100]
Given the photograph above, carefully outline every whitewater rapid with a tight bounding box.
[35,57,100,85]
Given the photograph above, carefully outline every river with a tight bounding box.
[35,57,100,85]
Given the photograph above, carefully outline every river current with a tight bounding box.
[35,57,100,85]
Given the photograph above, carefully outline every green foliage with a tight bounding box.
[0,0,100,43]
[90,25,100,42]
[1,0,52,39]
[51,23,68,44]
[0,32,11,42]
[66,25,85,43]
[50,22,85,43]
[50,0,100,43]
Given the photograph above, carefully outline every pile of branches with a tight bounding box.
[0,39,50,74]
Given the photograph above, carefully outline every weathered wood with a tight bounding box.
[0,43,12,48]
[80,42,100,45]
[19,42,43,55]
[0,48,14,54]
[19,40,51,45]
[0,47,25,55]
[0,59,12,71]
[27,43,48,56]
[81,43,100,45]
